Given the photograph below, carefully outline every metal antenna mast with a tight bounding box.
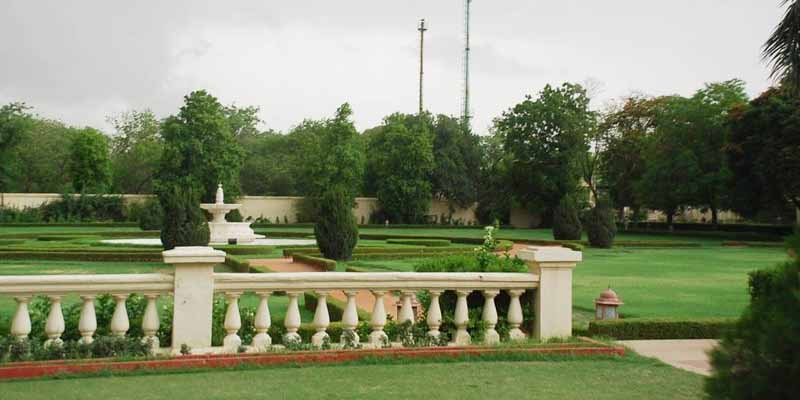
[418,18,427,115]
[462,0,472,132]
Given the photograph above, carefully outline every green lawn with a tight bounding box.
[0,355,704,400]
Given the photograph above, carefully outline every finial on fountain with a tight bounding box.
[215,183,224,204]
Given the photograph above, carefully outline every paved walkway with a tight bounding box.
[248,258,399,318]
[618,339,718,376]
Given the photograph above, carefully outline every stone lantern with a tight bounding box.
[594,288,623,320]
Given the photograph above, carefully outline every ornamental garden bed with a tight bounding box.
[0,338,623,380]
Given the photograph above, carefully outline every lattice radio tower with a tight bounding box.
[418,18,427,115]
[461,0,472,132]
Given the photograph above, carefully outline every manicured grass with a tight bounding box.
[0,354,704,400]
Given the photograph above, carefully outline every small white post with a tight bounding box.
[452,289,471,346]
[311,291,331,347]
[340,290,360,346]
[163,246,226,352]
[111,294,130,337]
[518,246,582,340]
[369,290,389,347]
[482,290,500,345]
[44,295,64,347]
[78,295,97,344]
[11,296,31,341]
[142,294,160,350]
[283,291,302,344]
[223,292,242,351]
[426,290,442,339]
[252,292,272,349]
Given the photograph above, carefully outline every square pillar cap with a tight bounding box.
[162,246,226,264]
[518,246,582,263]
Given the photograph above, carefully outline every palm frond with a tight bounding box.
[763,0,800,90]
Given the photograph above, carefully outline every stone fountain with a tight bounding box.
[200,184,264,244]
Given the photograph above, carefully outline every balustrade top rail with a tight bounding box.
[0,274,175,296]
[213,272,540,292]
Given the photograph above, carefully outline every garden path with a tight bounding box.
[618,339,717,375]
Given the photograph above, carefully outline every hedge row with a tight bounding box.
[223,256,254,273]
[598,240,702,248]
[0,222,139,228]
[620,228,783,242]
[0,246,158,253]
[292,253,337,271]
[385,238,452,247]
[0,230,160,240]
[283,246,474,258]
[252,223,517,230]
[216,245,276,255]
[622,221,793,236]
[0,251,162,262]
[721,241,786,248]
[0,239,25,246]
[587,318,737,340]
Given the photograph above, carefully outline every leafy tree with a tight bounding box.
[552,195,582,240]
[599,96,659,219]
[0,103,33,192]
[688,80,748,224]
[156,90,244,202]
[636,96,701,225]
[314,188,358,260]
[430,114,481,210]
[727,87,800,218]
[108,110,162,194]
[366,113,434,223]
[159,185,209,250]
[763,0,800,92]
[239,131,298,196]
[225,105,261,138]
[475,135,514,225]
[67,127,112,193]
[586,199,617,248]
[495,83,593,216]
[705,235,800,399]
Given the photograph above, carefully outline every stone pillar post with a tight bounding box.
[518,246,582,340]
[163,246,226,353]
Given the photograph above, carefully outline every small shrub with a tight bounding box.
[586,202,617,248]
[159,185,210,250]
[127,198,163,231]
[227,209,243,222]
[0,206,42,223]
[40,193,126,222]
[313,189,358,261]
[552,196,582,240]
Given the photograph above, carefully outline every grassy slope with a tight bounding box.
[0,356,703,400]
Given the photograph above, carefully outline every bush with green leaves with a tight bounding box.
[126,197,163,230]
[159,185,209,250]
[313,188,358,261]
[40,193,126,222]
[552,196,582,240]
[586,202,617,248]
[0,206,42,223]
[705,234,800,399]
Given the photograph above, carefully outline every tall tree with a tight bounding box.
[366,113,434,223]
[108,110,162,194]
[430,114,482,210]
[764,0,800,92]
[495,83,593,216]
[475,134,514,225]
[727,87,800,218]
[67,127,112,193]
[0,103,33,192]
[239,131,297,196]
[156,90,244,203]
[6,118,73,193]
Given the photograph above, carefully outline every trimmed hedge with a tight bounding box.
[0,251,162,262]
[36,235,101,242]
[385,238,452,247]
[0,230,160,240]
[588,318,737,340]
[215,245,276,255]
[253,223,518,230]
[292,253,337,271]
[721,241,786,248]
[621,228,784,242]
[0,222,139,228]
[223,256,253,273]
[596,240,702,248]
[622,221,793,236]
[0,239,25,246]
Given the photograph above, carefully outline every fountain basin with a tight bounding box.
[208,221,265,244]
[101,238,316,246]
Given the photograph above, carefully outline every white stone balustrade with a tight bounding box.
[0,245,581,354]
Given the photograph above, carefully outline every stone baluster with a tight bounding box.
[252,292,272,349]
[426,290,442,339]
[283,291,302,344]
[78,295,97,344]
[223,292,243,351]
[340,290,359,346]
[452,290,471,345]
[482,290,500,345]
[111,294,130,337]
[368,290,389,347]
[311,291,330,347]
[398,291,415,324]
[44,296,65,347]
[10,296,31,341]
[507,289,526,340]
[142,294,160,351]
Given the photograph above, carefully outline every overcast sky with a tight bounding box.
[0,1,786,135]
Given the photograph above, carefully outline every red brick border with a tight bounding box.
[0,340,624,380]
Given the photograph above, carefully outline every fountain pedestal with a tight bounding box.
[200,184,265,244]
